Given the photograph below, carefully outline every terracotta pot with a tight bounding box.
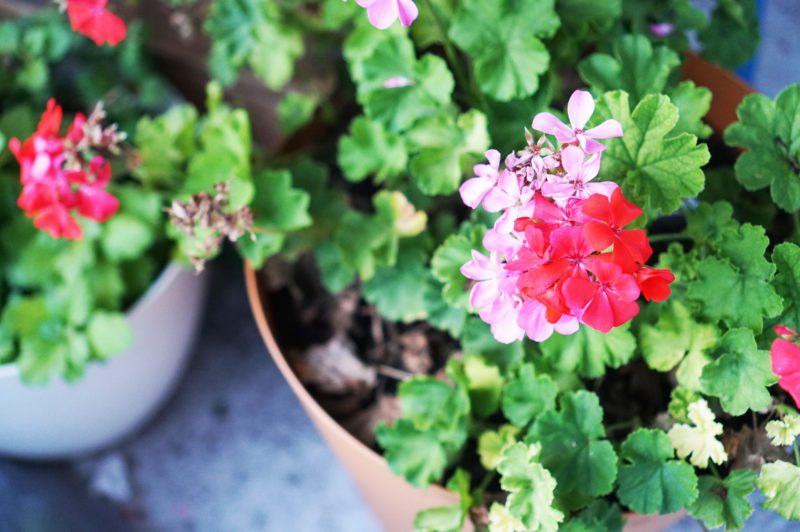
[0,262,207,459]
[245,54,756,532]
[246,265,692,531]
[681,51,756,134]
[245,263,465,532]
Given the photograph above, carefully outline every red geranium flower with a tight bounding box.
[9,99,121,240]
[562,259,640,333]
[771,336,800,409]
[582,188,652,272]
[65,0,127,47]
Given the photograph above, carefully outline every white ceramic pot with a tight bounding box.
[0,262,207,459]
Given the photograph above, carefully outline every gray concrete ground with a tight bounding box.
[3,2,800,531]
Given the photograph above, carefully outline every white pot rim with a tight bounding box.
[0,260,190,379]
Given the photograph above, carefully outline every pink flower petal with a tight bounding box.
[397,0,419,26]
[582,137,608,154]
[585,119,623,139]
[365,0,398,29]
[517,301,555,342]
[560,145,586,178]
[531,112,568,136]
[459,177,494,209]
[567,90,595,130]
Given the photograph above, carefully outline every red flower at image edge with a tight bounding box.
[771,337,800,409]
[66,0,126,46]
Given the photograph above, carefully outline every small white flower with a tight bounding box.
[667,399,727,468]
[766,412,800,447]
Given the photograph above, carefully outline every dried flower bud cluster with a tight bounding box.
[167,182,254,271]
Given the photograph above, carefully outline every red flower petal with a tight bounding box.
[584,220,614,252]
[637,267,675,302]
[581,291,614,333]
[608,187,643,228]
[77,186,119,222]
[33,204,83,240]
[66,0,127,46]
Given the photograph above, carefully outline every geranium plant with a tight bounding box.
[0,9,311,383]
[224,1,795,530]
[4,0,800,530]
[159,0,797,530]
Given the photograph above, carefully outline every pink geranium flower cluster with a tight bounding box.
[459,90,674,343]
[343,0,418,30]
[9,99,123,240]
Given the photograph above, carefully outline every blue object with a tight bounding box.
[734,0,765,83]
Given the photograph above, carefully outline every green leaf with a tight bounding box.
[698,0,759,69]
[528,391,618,508]
[688,470,756,530]
[449,0,559,101]
[578,34,680,103]
[422,278,468,338]
[538,322,635,378]
[639,300,718,390]
[413,505,462,532]
[357,36,454,132]
[431,222,486,308]
[313,240,355,293]
[205,0,303,89]
[772,242,800,329]
[464,355,503,417]
[478,425,520,471]
[134,104,198,190]
[561,500,624,532]
[700,328,778,416]
[668,387,702,423]
[2,296,48,337]
[101,214,154,262]
[616,428,699,515]
[398,375,469,433]
[338,116,408,183]
[17,335,67,385]
[594,91,710,219]
[688,224,782,332]
[724,85,800,213]
[362,240,430,323]
[685,201,738,249]
[413,469,472,532]
[461,317,524,374]
[86,311,133,360]
[408,110,490,195]
[667,81,713,138]
[250,169,312,230]
[376,419,452,488]
[502,364,557,427]
[277,92,317,136]
[757,461,800,521]
[496,442,564,531]
[333,193,397,280]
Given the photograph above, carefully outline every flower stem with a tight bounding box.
[647,231,689,243]
[794,439,800,465]
[418,0,475,106]
[709,462,722,481]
